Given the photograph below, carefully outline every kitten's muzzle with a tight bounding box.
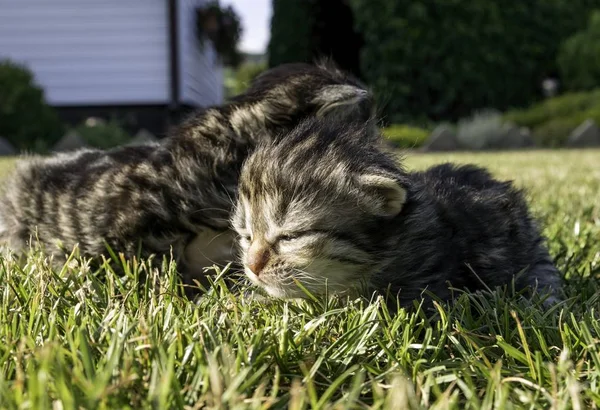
[247,241,270,276]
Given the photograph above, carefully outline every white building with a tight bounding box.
[0,0,224,135]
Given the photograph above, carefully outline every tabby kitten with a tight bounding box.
[0,62,373,285]
[233,117,563,308]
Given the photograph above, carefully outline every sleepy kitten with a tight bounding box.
[0,61,373,286]
[233,117,563,308]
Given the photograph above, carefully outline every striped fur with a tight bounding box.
[233,117,563,308]
[0,62,374,285]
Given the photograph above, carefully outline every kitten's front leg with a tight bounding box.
[182,227,238,280]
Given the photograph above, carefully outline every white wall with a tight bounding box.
[178,0,224,107]
[0,0,170,106]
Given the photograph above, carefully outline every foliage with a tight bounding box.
[0,59,64,152]
[504,89,600,129]
[74,118,132,149]
[1,149,600,407]
[196,2,243,67]
[558,10,600,91]
[504,89,600,147]
[382,124,429,148]
[531,107,600,147]
[222,67,238,99]
[232,61,267,96]
[349,0,598,123]
[268,0,364,78]
[268,0,313,67]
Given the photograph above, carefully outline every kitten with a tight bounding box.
[232,117,563,308]
[0,62,374,287]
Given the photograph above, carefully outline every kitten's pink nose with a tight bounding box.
[247,242,270,276]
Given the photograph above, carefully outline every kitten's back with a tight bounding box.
[400,162,561,301]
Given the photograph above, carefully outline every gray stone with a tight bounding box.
[128,129,158,146]
[520,127,535,147]
[494,124,535,149]
[0,137,16,155]
[567,119,600,148]
[422,126,459,151]
[53,131,89,152]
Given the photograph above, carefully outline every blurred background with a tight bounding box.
[1,0,600,153]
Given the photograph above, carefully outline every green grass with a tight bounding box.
[0,157,16,176]
[1,150,600,409]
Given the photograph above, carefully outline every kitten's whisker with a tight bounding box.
[189,207,231,216]
[228,240,241,262]
[217,181,238,209]
[291,268,321,284]
[205,229,230,246]
[192,207,231,213]
[188,248,227,268]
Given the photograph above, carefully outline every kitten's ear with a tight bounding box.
[313,85,370,117]
[358,174,407,217]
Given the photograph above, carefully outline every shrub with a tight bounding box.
[74,118,132,149]
[382,124,429,148]
[0,59,64,151]
[232,62,267,95]
[504,89,600,128]
[558,10,600,91]
[532,106,600,147]
[532,119,578,147]
[503,88,600,147]
[223,67,237,99]
[456,109,508,150]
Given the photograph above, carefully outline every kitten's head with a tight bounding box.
[232,118,408,299]
[232,60,375,132]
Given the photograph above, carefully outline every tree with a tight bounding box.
[268,0,364,79]
[350,0,598,123]
[0,60,64,151]
[268,0,313,67]
[558,10,600,91]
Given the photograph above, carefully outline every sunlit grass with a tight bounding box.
[1,149,599,408]
[0,157,16,176]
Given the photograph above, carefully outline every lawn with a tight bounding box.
[1,149,599,409]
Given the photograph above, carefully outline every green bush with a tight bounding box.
[0,59,64,151]
[382,124,429,148]
[349,0,596,122]
[503,88,600,147]
[558,10,600,91]
[504,89,600,128]
[532,106,600,147]
[74,118,132,149]
[223,67,237,99]
[233,62,267,95]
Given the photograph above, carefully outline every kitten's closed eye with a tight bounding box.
[276,230,327,243]
[238,230,325,249]
[277,233,300,242]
